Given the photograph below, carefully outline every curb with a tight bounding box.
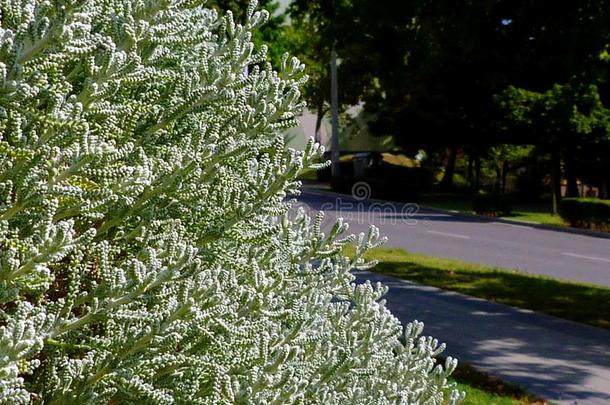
[299,184,610,240]
[425,205,610,240]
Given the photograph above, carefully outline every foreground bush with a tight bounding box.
[560,198,610,231]
[0,1,461,403]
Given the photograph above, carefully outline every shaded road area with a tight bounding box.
[358,271,610,405]
[297,188,610,287]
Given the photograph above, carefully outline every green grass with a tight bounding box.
[507,209,566,226]
[456,383,535,405]
[353,246,610,329]
[348,246,609,403]
[451,361,545,404]
[417,193,567,227]
[418,194,474,213]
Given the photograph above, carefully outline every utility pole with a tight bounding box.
[330,42,340,177]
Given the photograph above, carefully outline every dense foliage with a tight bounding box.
[287,0,610,203]
[498,83,610,211]
[0,0,461,403]
[559,198,610,231]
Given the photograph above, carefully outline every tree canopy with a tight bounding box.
[284,0,610,201]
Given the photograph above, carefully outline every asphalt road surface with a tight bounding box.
[294,187,610,403]
[357,271,610,405]
[296,188,610,287]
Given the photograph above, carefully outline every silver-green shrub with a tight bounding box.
[0,0,462,403]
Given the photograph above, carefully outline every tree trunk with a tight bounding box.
[474,154,481,190]
[314,93,325,144]
[467,152,475,189]
[532,147,541,199]
[601,143,610,199]
[550,147,561,215]
[501,161,509,195]
[440,147,457,190]
[564,147,579,198]
[494,165,502,194]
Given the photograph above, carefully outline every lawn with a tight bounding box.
[350,246,610,329]
[452,360,545,404]
[456,383,540,405]
[417,193,566,226]
[507,209,566,226]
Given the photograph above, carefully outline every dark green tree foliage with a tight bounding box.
[362,1,520,188]
[287,0,414,139]
[368,0,610,138]
[364,0,610,190]
[496,0,610,90]
[368,1,504,142]
[281,0,610,199]
[206,0,289,66]
[498,84,610,209]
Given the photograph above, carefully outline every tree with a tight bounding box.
[287,0,400,141]
[363,0,610,190]
[498,84,610,212]
[481,145,534,195]
[362,0,516,189]
[494,0,610,91]
[0,0,461,403]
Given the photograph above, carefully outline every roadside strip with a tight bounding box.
[491,221,533,230]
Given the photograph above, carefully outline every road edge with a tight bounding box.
[298,183,610,240]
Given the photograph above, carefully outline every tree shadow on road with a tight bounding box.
[356,270,610,403]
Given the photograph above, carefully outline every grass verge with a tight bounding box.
[456,382,532,405]
[418,193,566,227]
[356,247,610,329]
[451,361,546,404]
[507,209,566,226]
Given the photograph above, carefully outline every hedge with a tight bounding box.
[472,194,513,217]
[559,198,610,231]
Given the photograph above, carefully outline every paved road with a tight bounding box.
[296,188,610,287]
[294,188,610,403]
[357,271,610,405]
